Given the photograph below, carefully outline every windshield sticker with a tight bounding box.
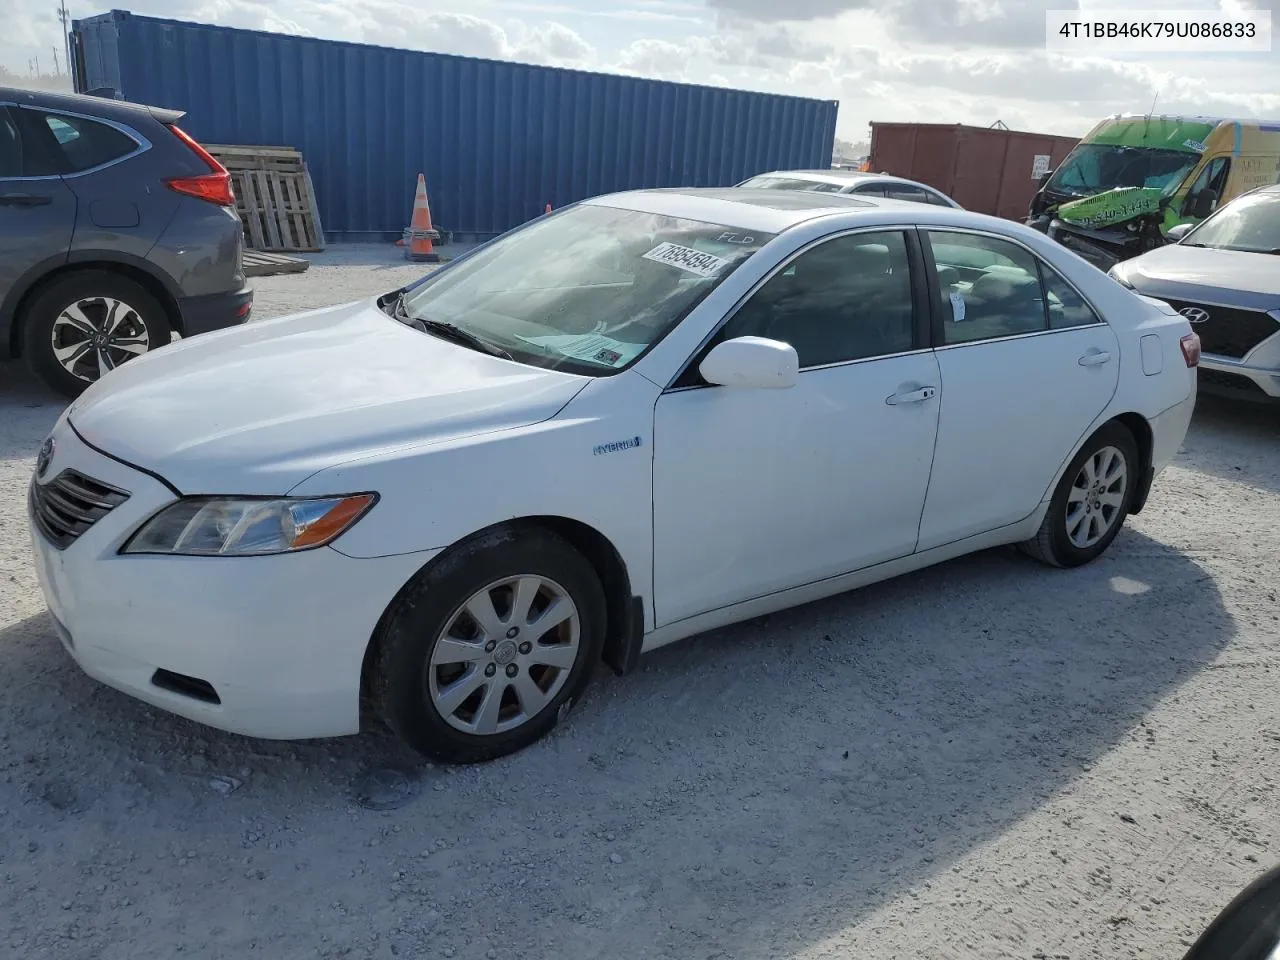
[714,231,756,245]
[949,291,967,322]
[642,242,730,278]
[517,333,647,367]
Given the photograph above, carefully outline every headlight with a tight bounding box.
[121,494,377,556]
[1108,268,1134,288]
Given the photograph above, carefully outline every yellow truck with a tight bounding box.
[1026,114,1280,268]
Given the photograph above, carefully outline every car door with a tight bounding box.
[915,228,1120,552]
[651,228,942,627]
[0,105,76,311]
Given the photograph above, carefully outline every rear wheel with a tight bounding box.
[1020,421,1139,568]
[371,527,606,763]
[23,270,171,398]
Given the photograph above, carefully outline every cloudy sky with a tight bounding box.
[3,0,1279,141]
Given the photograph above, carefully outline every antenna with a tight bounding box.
[1149,90,1159,117]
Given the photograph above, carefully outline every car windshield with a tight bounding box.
[397,204,775,375]
[1045,143,1199,196]
[739,175,844,193]
[1183,191,1280,253]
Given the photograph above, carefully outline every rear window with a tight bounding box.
[38,113,139,173]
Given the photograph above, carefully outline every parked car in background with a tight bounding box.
[29,188,1196,763]
[0,87,252,397]
[1110,183,1280,403]
[737,169,961,207]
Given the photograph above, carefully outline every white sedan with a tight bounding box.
[28,187,1199,763]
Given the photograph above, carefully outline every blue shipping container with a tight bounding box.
[71,10,840,241]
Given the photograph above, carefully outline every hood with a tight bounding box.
[1057,186,1163,229]
[68,300,589,495]
[1114,244,1280,310]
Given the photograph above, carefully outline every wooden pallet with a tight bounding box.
[243,249,310,277]
[206,144,326,254]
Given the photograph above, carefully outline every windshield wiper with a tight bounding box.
[387,291,514,360]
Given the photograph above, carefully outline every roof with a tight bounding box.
[586,186,925,233]
[0,86,184,125]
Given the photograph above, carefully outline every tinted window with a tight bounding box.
[714,230,916,368]
[885,185,930,203]
[38,113,138,172]
[849,182,887,197]
[0,109,21,179]
[921,189,954,207]
[927,231,1047,344]
[1042,264,1101,329]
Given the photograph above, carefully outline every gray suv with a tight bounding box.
[0,87,252,397]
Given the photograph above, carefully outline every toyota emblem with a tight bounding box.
[36,437,54,478]
[1179,306,1210,325]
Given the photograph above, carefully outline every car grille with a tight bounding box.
[1161,299,1280,359]
[30,470,130,550]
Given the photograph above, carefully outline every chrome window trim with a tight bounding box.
[663,222,924,392]
[0,102,152,181]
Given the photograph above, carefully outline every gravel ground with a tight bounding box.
[1,245,1279,959]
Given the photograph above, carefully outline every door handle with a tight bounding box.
[1078,350,1112,367]
[885,386,937,406]
[0,193,53,207]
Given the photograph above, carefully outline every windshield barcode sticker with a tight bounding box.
[642,242,730,278]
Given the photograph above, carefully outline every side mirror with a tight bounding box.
[1182,864,1280,960]
[1191,188,1218,220]
[699,336,798,389]
[1037,170,1054,188]
[1166,222,1194,243]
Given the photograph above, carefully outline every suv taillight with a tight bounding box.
[164,125,235,206]
[1180,333,1201,368]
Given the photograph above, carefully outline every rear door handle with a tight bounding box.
[0,193,53,207]
[886,386,937,406]
[1078,350,1112,367]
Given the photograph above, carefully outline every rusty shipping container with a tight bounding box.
[868,122,1080,221]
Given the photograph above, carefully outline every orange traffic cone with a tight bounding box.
[404,173,441,263]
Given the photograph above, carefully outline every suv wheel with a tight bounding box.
[23,270,171,398]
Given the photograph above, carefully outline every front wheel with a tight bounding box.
[370,527,606,763]
[1020,422,1139,568]
[23,270,171,398]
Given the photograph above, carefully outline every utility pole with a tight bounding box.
[52,47,61,76]
[56,1,73,87]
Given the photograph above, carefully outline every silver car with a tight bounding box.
[1110,184,1280,403]
[736,169,961,208]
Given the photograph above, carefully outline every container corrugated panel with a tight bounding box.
[72,10,839,241]
[869,122,1079,221]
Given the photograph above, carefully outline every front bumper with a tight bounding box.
[27,418,439,740]
[176,284,254,338]
[1199,355,1280,402]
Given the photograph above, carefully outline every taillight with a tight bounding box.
[164,124,235,206]
[1180,332,1201,368]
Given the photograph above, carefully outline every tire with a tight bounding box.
[1019,421,1140,568]
[23,270,171,399]
[371,526,606,763]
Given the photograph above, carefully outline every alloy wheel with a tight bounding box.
[1065,444,1128,549]
[428,575,581,735]
[50,297,150,382]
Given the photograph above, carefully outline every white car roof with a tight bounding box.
[584,186,984,235]
[748,169,946,194]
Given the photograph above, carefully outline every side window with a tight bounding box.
[1041,263,1102,330]
[848,182,887,197]
[1182,157,1230,216]
[926,231,1046,345]
[0,109,21,179]
[922,189,954,207]
[712,230,916,369]
[36,112,138,173]
[885,185,930,204]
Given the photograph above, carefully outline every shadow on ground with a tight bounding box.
[1182,394,1280,495]
[0,523,1232,958]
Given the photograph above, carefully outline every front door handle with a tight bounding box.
[0,193,53,207]
[886,386,937,406]
[1078,350,1112,367]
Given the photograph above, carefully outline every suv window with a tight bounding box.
[0,109,21,179]
[37,112,138,173]
[711,230,916,369]
[928,231,1047,344]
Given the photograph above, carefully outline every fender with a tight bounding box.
[2,248,183,360]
